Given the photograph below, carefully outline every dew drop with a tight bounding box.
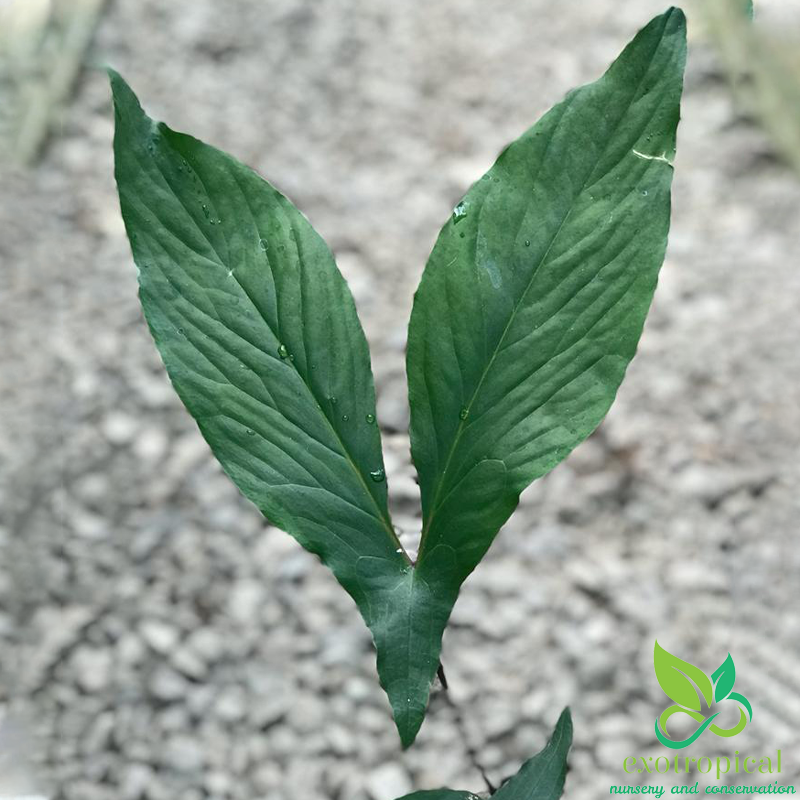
[459,407,469,420]
[370,468,386,483]
[524,239,531,247]
[642,190,648,196]
[277,344,289,359]
[202,204,210,219]
[452,201,468,225]
[341,414,350,422]
[246,429,256,436]
[459,231,465,239]
[259,238,269,251]
[278,244,286,252]
[365,413,375,424]
[329,396,338,405]
[177,327,185,336]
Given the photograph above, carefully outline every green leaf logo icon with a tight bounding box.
[712,653,736,702]
[654,641,713,711]
[653,642,753,749]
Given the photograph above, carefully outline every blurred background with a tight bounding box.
[1,0,800,798]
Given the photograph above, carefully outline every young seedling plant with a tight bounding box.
[110,8,686,797]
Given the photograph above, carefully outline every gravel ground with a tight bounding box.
[2,1,800,798]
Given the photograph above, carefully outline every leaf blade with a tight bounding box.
[407,9,687,583]
[494,708,573,800]
[109,71,429,733]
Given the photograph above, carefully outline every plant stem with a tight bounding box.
[437,662,497,795]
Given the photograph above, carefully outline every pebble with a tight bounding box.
[149,667,189,702]
[139,620,180,654]
[72,647,113,694]
[102,411,139,445]
[162,736,205,773]
[365,764,412,800]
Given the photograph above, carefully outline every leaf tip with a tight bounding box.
[106,69,148,122]
[106,66,127,100]
[399,722,421,750]
[664,6,687,25]
[555,706,574,744]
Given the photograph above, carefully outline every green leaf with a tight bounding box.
[493,708,572,799]
[406,8,686,626]
[108,69,417,731]
[746,0,754,20]
[396,709,572,800]
[711,653,736,702]
[654,641,714,711]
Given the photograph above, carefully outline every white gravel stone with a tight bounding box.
[71,647,113,694]
[139,620,180,654]
[102,411,139,445]
[162,736,205,773]
[365,764,412,800]
[149,667,189,702]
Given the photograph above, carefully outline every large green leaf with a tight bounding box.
[405,4,686,696]
[397,709,572,800]
[108,70,420,729]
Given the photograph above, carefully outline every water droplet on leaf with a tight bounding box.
[341,414,349,422]
[365,413,375,424]
[452,201,468,224]
[370,469,385,483]
[259,238,268,251]
[459,407,469,420]
[524,239,531,247]
[277,344,289,359]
